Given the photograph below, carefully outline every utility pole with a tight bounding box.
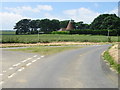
[38,30,39,43]
[38,28,41,43]
[107,29,111,42]
[108,29,109,38]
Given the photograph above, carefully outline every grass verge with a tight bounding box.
[103,49,120,73]
[9,46,83,55]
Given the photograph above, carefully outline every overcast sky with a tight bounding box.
[0,1,119,30]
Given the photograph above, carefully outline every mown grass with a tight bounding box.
[103,50,120,73]
[1,34,119,43]
[9,46,83,55]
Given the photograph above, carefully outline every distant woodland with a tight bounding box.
[14,14,120,36]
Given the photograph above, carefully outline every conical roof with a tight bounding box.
[66,20,74,30]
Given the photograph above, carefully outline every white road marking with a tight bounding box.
[17,67,25,72]
[32,57,41,63]
[33,55,37,57]
[22,60,28,63]
[13,63,21,67]
[22,58,32,63]
[8,73,16,78]
[32,60,37,63]
[26,63,32,66]
[41,56,44,58]
[3,71,6,73]
[0,81,4,85]
[0,74,3,76]
[9,67,13,70]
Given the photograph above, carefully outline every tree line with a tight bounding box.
[14,14,120,35]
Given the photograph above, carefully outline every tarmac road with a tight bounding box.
[1,45,118,88]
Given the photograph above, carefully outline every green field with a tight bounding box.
[0,31,15,35]
[1,31,119,43]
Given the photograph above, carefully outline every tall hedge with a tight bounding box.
[69,29,118,36]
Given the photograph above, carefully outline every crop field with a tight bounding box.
[1,34,119,44]
[0,31,119,43]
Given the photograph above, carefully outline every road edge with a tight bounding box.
[100,51,119,86]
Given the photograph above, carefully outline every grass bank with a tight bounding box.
[103,46,120,73]
[9,46,83,55]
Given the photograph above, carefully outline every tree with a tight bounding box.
[75,21,89,29]
[39,19,51,33]
[90,14,120,30]
[60,20,69,28]
[14,19,31,34]
[15,30,19,35]
[39,19,60,33]
[30,20,40,34]
[50,19,60,31]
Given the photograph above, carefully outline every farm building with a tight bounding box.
[59,20,74,31]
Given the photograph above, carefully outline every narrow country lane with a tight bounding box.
[1,45,118,88]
